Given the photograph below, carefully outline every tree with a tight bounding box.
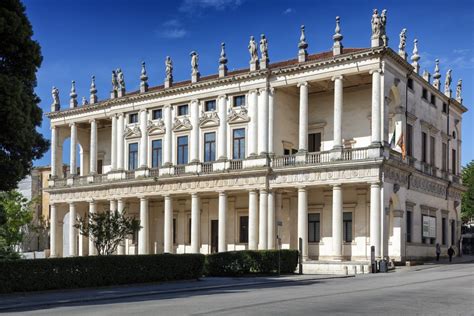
[0,191,34,259]
[461,160,474,223]
[0,0,49,191]
[75,209,141,256]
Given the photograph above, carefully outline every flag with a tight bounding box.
[389,129,396,147]
[397,132,406,160]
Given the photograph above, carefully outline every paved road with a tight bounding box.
[4,262,474,315]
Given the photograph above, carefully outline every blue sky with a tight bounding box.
[24,0,473,167]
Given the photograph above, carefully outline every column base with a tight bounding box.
[135,168,149,178]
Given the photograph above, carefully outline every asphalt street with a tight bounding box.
[3,262,473,315]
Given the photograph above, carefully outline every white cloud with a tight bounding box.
[157,19,188,39]
[283,8,294,15]
[179,0,243,13]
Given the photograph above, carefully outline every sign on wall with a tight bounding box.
[422,216,436,238]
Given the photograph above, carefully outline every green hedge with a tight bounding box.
[205,250,299,276]
[0,254,204,293]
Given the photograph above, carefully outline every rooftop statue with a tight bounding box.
[117,68,125,90]
[248,36,258,62]
[111,70,119,91]
[444,69,452,94]
[82,96,88,106]
[456,79,462,101]
[51,86,60,105]
[259,34,268,60]
[165,56,173,79]
[398,29,406,52]
[371,9,381,37]
[190,51,199,74]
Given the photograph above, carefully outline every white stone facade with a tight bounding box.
[45,18,467,269]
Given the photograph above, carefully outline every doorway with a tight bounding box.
[211,220,218,253]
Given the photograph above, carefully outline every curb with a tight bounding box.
[0,275,353,312]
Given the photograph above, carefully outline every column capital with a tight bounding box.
[69,122,76,127]
[269,86,275,94]
[248,188,258,194]
[258,87,269,94]
[190,99,199,104]
[297,81,309,88]
[369,68,383,75]
[191,192,200,198]
[248,89,259,95]
[89,118,97,124]
[50,125,57,131]
[87,198,96,204]
[297,186,307,191]
[259,188,268,194]
[139,195,149,201]
[117,112,125,117]
[218,94,227,100]
[139,108,147,113]
[332,183,342,189]
[68,201,76,206]
[331,75,344,81]
[370,181,382,187]
[218,190,227,196]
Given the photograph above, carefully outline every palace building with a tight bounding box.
[46,10,467,273]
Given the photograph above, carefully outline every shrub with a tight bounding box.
[205,250,298,276]
[0,253,204,293]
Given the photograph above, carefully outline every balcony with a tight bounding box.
[49,146,379,189]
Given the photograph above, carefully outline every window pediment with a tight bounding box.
[200,110,220,128]
[173,116,192,132]
[148,119,166,135]
[124,125,141,139]
[227,106,249,124]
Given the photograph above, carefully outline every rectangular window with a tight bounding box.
[97,160,103,174]
[430,136,436,166]
[129,113,138,124]
[234,95,246,107]
[422,88,428,100]
[173,218,176,244]
[151,139,163,168]
[128,143,138,170]
[421,132,427,162]
[452,149,457,174]
[178,104,188,116]
[406,124,413,157]
[204,100,216,112]
[232,128,245,160]
[451,220,455,246]
[188,218,192,244]
[177,136,189,165]
[343,212,352,242]
[442,103,448,114]
[442,143,447,171]
[430,94,436,106]
[204,132,216,162]
[152,109,162,120]
[442,217,447,245]
[407,78,414,90]
[308,133,322,152]
[406,210,412,243]
[239,216,249,243]
[308,213,320,242]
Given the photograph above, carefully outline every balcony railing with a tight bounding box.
[229,159,243,170]
[201,162,213,174]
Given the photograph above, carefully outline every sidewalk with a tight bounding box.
[0,274,352,312]
[397,254,474,272]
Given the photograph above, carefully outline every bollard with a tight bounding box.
[298,237,303,275]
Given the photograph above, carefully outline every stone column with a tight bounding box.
[163,105,172,166]
[89,119,98,174]
[50,204,57,257]
[218,95,228,160]
[51,126,57,178]
[258,88,269,155]
[111,115,117,170]
[191,193,201,253]
[332,184,343,259]
[258,189,268,250]
[110,199,117,212]
[139,110,148,168]
[69,202,77,257]
[117,198,125,255]
[332,76,343,150]
[116,113,124,170]
[298,82,309,152]
[164,195,173,253]
[370,182,382,258]
[139,196,149,254]
[370,69,382,146]
[268,88,275,155]
[70,123,77,176]
[267,190,275,249]
[297,187,308,259]
[218,191,227,252]
[248,90,258,156]
[88,201,97,256]
[190,100,200,163]
[248,190,258,250]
